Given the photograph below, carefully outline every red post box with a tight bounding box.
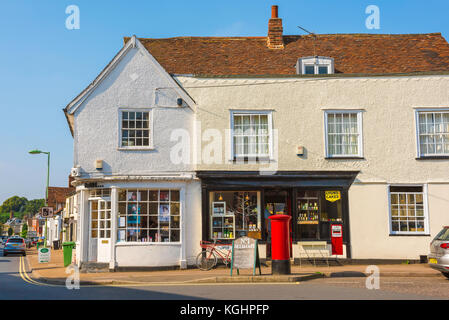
[268,214,291,274]
[331,223,343,255]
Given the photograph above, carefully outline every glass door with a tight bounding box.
[89,199,112,263]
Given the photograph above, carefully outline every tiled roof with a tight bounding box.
[47,187,74,208]
[131,33,449,76]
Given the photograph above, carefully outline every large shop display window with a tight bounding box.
[209,191,261,240]
[295,190,343,241]
[118,189,180,243]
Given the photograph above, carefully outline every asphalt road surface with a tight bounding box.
[0,246,448,300]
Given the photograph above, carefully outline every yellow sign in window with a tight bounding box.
[325,191,341,202]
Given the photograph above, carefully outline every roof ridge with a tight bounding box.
[134,32,443,42]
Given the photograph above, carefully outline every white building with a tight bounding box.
[64,36,201,270]
[64,5,449,269]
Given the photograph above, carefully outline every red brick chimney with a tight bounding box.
[267,5,284,49]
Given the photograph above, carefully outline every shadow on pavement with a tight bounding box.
[0,272,208,300]
[329,271,366,278]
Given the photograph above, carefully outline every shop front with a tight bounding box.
[197,171,358,260]
[74,179,202,270]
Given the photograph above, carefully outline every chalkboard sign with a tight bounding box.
[230,236,261,276]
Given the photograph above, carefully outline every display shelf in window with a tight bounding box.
[211,214,235,240]
[297,197,320,224]
[212,201,226,215]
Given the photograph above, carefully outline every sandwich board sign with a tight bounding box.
[38,247,51,263]
[230,236,261,276]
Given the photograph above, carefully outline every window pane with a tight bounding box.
[305,65,315,74]
[318,66,328,74]
[171,190,180,201]
[170,229,180,242]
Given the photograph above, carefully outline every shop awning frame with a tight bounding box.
[196,170,359,189]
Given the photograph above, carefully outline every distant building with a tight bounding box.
[4,218,23,235]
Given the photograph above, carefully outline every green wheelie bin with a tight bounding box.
[62,242,76,267]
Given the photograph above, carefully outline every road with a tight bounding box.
[0,246,448,300]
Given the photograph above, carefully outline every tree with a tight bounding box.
[7,227,13,236]
[24,199,45,215]
[21,223,28,238]
[0,196,28,214]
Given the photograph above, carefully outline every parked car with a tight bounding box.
[3,237,26,256]
[428,226,449,279]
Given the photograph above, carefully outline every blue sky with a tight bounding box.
[0,0,448,204]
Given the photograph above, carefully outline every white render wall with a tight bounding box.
[179,75,449,183]
[349,183,449,259]
[70,43,200,268]
[73,46,195,177]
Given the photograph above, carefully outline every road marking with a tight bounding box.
[19,257,58,287]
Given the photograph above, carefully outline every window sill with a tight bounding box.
[389,233,430,237]
[117,147,155,151]
[415,156,449,160]
[231,157,273,163]
[116,242,182,246]
[325,156,365,160]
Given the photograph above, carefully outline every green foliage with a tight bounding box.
[0,196,45,223]
[7,227,13,236]
[24,199,45,215]
[0,196,28,213]
[21,223,28,238]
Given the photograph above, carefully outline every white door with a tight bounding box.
[88,199,112,262]
[97,200,112,263]
[88,201,98,261]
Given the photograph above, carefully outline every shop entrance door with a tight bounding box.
[88,199,112,263]
[264,189,292,258]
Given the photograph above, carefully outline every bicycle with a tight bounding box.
[196,239,232,271]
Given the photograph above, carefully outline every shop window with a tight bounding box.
[231,111,272,159]
[89,188,111,198]
[389,186,427,234]
[120,110,151,148]
[325,111,363,158]
[295,190,343,241]
[210,191,261,240]
[117,189,180,243]
[416,110,449,156]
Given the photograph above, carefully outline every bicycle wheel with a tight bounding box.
[196,250,217,270]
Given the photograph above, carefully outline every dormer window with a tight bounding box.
[297,56,334,75]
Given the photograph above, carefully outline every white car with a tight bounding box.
[428,226,449,279]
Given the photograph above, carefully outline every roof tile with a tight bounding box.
[130,33,449,76]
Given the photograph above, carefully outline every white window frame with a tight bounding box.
[297,56,334,75]
[415,108,449,157]
[388,184,429,235]
[116,188,181,244]
[118,108,154,150]
[324,110,364,158]
[230,110,273,160]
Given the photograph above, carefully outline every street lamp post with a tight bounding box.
[29,149,50,248]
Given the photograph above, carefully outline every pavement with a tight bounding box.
[25,246,443,286]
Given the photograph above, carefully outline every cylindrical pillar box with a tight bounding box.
[268,214,291,274]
